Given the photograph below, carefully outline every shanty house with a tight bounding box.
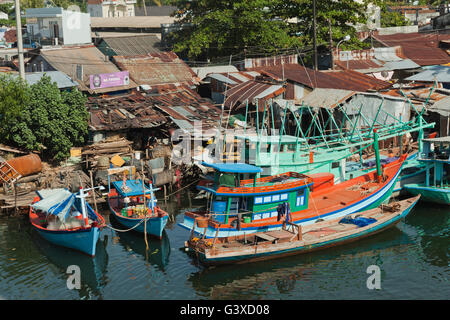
[25,45,138,94]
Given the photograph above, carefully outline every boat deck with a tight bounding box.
[186,196,420,264]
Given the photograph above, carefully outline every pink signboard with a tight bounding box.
[89,71,130,90]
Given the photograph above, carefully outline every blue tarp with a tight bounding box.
[112,179,151,197]
[201,162,262,173]
[339,216,377,228]
[32,189,75,221]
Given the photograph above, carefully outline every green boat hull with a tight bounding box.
[404,184,450,205]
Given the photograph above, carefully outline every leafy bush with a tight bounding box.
[0,74,89,162]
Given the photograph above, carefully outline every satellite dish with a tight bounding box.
[381,71,389,78]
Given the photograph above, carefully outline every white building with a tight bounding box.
[24,7,91,46]
[87,0,136,18]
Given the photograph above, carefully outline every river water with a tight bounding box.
[0,191,448,300]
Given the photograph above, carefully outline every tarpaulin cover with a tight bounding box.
[32,189,75,221]
[339,216,377,228]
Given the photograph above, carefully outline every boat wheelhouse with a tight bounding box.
[404,136,450,204]
[107,166,169,238]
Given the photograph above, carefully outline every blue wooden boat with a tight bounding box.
[404,136,450,204]
[107,176,168,239]
[185,195,420,265]
[29,188,105,257]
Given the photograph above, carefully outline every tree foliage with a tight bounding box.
[170,0,375,61]
[171,0,301,60]
[374,1,411,27]
[1,75,89,162]
[0,75,29,139]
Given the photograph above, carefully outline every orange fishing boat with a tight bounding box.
[179,154,407,238]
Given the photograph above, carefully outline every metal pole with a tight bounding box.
[14,0,25,79]
[313,0,318,70]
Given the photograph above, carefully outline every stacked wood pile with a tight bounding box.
[82,137,133,168]
[0,163,94,215]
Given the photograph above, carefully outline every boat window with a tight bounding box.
[296,189,305,207]
[287,143,296,152]
[332,162,340,169]
[219,173,236,187]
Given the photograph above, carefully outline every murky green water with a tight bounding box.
[0,192,448,300]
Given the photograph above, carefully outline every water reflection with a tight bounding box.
[108,216,171,270]
[187,225,414,299]
[30,227,109,299]
[403,203,450,268]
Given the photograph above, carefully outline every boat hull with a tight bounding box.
[188,196,420,265]
[180,163,401,238]
[404,184,450,205]
[33,225,101,257]
[112,212,168,239]
[108,198,168,239]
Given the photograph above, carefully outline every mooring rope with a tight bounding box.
[103,217,147,232]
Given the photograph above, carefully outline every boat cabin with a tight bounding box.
[198,162,315,225]
[420,137,450,188]
[107,166,158,218]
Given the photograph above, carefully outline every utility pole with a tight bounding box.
[313,0,318,70]
[328,19,333,70]
[14,0,25,80]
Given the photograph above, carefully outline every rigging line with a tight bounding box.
[296,46,315,89]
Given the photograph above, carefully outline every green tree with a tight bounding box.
[170,0,373,61]
[171,0,300,60]
[374,1,411,27]
[4,75,89,162]
[0,75,28,140]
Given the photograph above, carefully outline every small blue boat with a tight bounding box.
[107,177,168,239]
[30,188,105,257]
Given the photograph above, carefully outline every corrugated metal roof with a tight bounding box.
[192,65,239,80]
[335,47,420,72]
[22,71,77,88]
[299,88,357,109]
[192,65,238,80]
[207,73,238,85]
[373,32,450,66]
[405,65,450,82]
[87,93,167,131]
[223,79,285,110]
[252,64,392,92]
[100,35,161,56]
[38,45,138,93]
[113,52,199,87]
[91,16,176,29]
[429,96,450,116]
[143,84,222,132]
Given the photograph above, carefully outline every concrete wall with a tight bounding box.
[88,3,135,17]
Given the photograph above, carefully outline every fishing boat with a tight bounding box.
[184,195,420,265]
[29,187,105,257]
[203,99,434,201]
[180,138,407,238]
[107,166,168,239]
[404,136,450,204]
